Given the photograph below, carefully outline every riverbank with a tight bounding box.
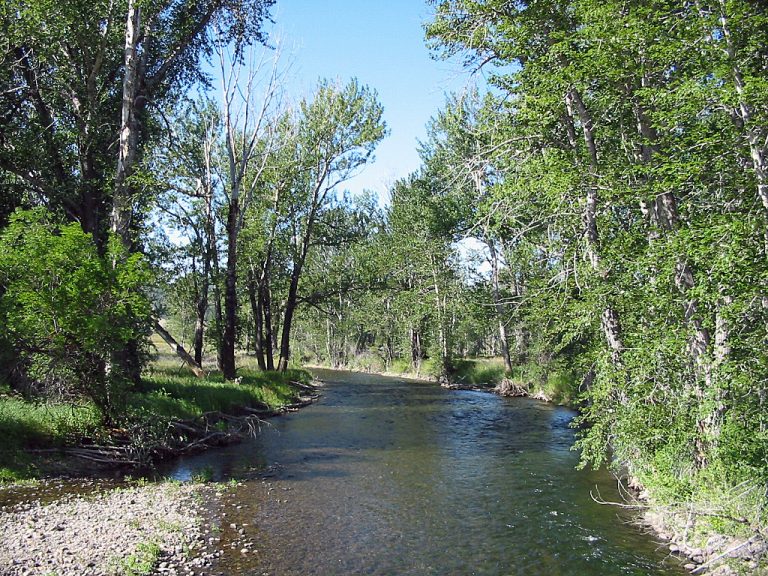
[305,364,765,574]
[305,358,577,405]
[0,350,318,482]
[0,479,242,575]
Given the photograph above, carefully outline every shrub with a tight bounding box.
[0,209,152,421]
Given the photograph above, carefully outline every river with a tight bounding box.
[165,369,683,575]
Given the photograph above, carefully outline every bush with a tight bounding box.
[0,209,152,421]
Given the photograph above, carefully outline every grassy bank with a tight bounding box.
[0,348,311,482]
[323,354,579,406]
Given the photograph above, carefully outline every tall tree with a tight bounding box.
[276,79,386,372]
[216,42,283,380]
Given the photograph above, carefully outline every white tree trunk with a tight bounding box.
[112,0,141,246]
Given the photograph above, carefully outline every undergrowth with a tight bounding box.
[0,349,311,481]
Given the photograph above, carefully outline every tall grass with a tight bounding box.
[451,358,506,387]
[0,390,102,480]
[136,364,307,420]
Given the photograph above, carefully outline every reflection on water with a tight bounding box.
[165,369,682,575]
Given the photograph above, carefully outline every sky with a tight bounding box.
[266,0,477,203]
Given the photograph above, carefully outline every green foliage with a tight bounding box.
[191,465,215,483]
[137,363,308,420]
[0,209,152,420]
[115,540,161,576]
[424,0,768,553]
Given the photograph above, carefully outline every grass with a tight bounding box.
[0,388,102,480]
[451,358,506,387]
[385,357,439,378]
[0,343,311,482]
[135,361,305,420]
[115,539,161,576]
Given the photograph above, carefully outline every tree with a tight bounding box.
[275,79,386,372]
[216,42,284,380]
[151,97,222,371]
[0,209,151,422]
[425,0,768,506]
[1,0,277,384]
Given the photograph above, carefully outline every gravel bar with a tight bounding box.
[0,482,215,576]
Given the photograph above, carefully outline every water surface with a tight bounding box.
[167,369,681,575]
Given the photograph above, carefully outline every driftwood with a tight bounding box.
[494,378,529,397]
[153,320,206,378]
[32,391,321,469]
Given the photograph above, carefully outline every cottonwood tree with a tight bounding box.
[425,0,768,528]
[275,79,386,372]
[216,41,284,380]
[151,97,223,373]
[1,0,276,385]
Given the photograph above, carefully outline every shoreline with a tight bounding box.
[0,377,322,576]
[2,366,761,575]
[0,481,215,575]
[305,364,764,575]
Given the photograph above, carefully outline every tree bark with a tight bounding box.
[113,0,140,250]
[221,199,239,380]
[718,1,768,215]
[210,222,225,372]
[109,0,143,386]
[564,87,624,361]
[277,194,321,372]
[154,321,206,378]
[262,280,275,370]
[631,90,717,467]
[192,182,216,366]
[277,263,302,372]
[488,239,513,373]
[247,266,267,370]
[410,328,423,372]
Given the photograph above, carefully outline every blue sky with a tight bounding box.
[268,1,476,202]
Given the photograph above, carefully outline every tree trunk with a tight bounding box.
[262,281,275,371]
[210,229,225,372]
[488,239,513,373]
[154,321,206,378]
[247,267,267,371]
[193,186,215,366]
[564,87,624,360]
[221,200,239,380]
[277,201,319,372]
[113,0,140,250]
[277,264,302,372]
[631,91,716,467]
[410,328,422,372]
[326,317,334,366]
[109,0,143,386]
[718,0,768,221]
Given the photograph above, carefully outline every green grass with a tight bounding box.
[0,347,311,481]
[537,370,579,405]
[451,358,506,387]
[0,391,102,480]
[115,540,161,576]
[497,362,579,405]
[386,357,439,378]
[135,363,308,420]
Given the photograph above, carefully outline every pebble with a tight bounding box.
[0,483,213,576]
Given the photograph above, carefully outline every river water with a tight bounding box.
[166,369,683,575]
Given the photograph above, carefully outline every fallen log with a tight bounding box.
[154,320,206,378]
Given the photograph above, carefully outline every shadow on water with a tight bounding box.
[163,369,685,575]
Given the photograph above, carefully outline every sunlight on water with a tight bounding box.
[165,369,684,575]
